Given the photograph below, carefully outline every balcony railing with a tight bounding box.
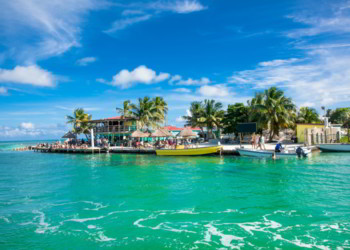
[94,126,137,133]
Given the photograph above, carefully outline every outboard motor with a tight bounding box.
[296,146,306,157]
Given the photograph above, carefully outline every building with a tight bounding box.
[89,116,138,145]
[296,123,325,143]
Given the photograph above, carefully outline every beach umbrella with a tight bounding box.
[177,127,197,138]
[62,131,76,139]
[151,128,173,137]
[131,130,149,138]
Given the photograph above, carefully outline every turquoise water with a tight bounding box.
[1,142,350,249]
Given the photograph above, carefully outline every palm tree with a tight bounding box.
[250,87,296,141]
[199,99,225,139]
[248,92,268,132]
[152,97,168,125]
[130,97,157,129]
[296,107,321,124]
[182,101,204,128]
[183,100,224,140]
[116,100,132,118]
[66,108,92,139]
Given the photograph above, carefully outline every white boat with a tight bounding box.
[237,147,311,158]
[316,144,350,152]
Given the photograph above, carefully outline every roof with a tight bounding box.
[164,125,201,131]
[151,128,173,137]
[177,127,197,137]
[131,130,149,138]
[90,116,136,122]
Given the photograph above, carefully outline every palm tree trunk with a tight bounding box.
[348,119,350,143]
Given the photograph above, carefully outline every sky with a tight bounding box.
[1,0,350,140]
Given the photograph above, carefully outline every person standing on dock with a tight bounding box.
[251,133,256,149]
[258,134,266,150]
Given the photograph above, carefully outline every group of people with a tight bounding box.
[251,133,266,150]
[34,138,110,150]
[130,138,197,150]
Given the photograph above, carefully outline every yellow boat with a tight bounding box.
[156,146,222,156]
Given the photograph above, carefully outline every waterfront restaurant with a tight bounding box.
[88,116,138,145]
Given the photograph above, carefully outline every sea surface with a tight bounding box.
[0,141,350,249]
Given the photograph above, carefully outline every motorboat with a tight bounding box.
[316,144,350,152]
[237,146,311,158]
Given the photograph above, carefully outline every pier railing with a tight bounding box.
[94,125,137,133]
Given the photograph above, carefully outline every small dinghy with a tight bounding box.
[237,146,311,158]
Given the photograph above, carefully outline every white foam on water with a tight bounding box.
[66,215,105,223]
[83,201,108,211]
[203,223,244,249]
[95,231,116,242]
[19,221,34,226]
[136,237,144,241]
[151,222,197,234]
[33,210,58,234]
[330,224,340,230]
[172,209,199,215]
[0,216,10,223]
[107,209,144,216]
[87,225,96,229]
[277,226,293,232]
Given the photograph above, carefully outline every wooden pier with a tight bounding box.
[33,147,108,154]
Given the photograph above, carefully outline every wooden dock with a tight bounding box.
[33,147,107,154]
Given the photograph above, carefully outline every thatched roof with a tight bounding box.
[62,131,76,139]
[131,130,149,138]
[177,127,197,138]
[151,128,173,137]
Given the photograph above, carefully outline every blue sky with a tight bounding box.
[1,0,350,140]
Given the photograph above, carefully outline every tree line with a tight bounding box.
[183,87,350,141]
[66,87,350,140]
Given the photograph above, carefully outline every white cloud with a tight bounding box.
[229,49,350,106]
[173,88,191,93]
[0,65,56,87]
[174,77,211,86]
[227,1,350,108]
[197,84,231,97]
[122,9,145,16]
[299,102,315,108]
[104,15,152,33]
[0,0,106,63]
[96,78,108,84]
[0,123,68,139]
[106,1,206,34]
[176,116,186,122]
[286,5,350,38]
[55,105,99,111]
[99,65,170,89]
[148,0,206,14]
[20,122,35,130]
[259,58,300,67]
[0,87,8,96]
[169,74,182,84]
[76,57,97,66]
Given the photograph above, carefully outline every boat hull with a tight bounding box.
[237,148,310,158]
[156,146,221,156]
[316,144,350,152]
